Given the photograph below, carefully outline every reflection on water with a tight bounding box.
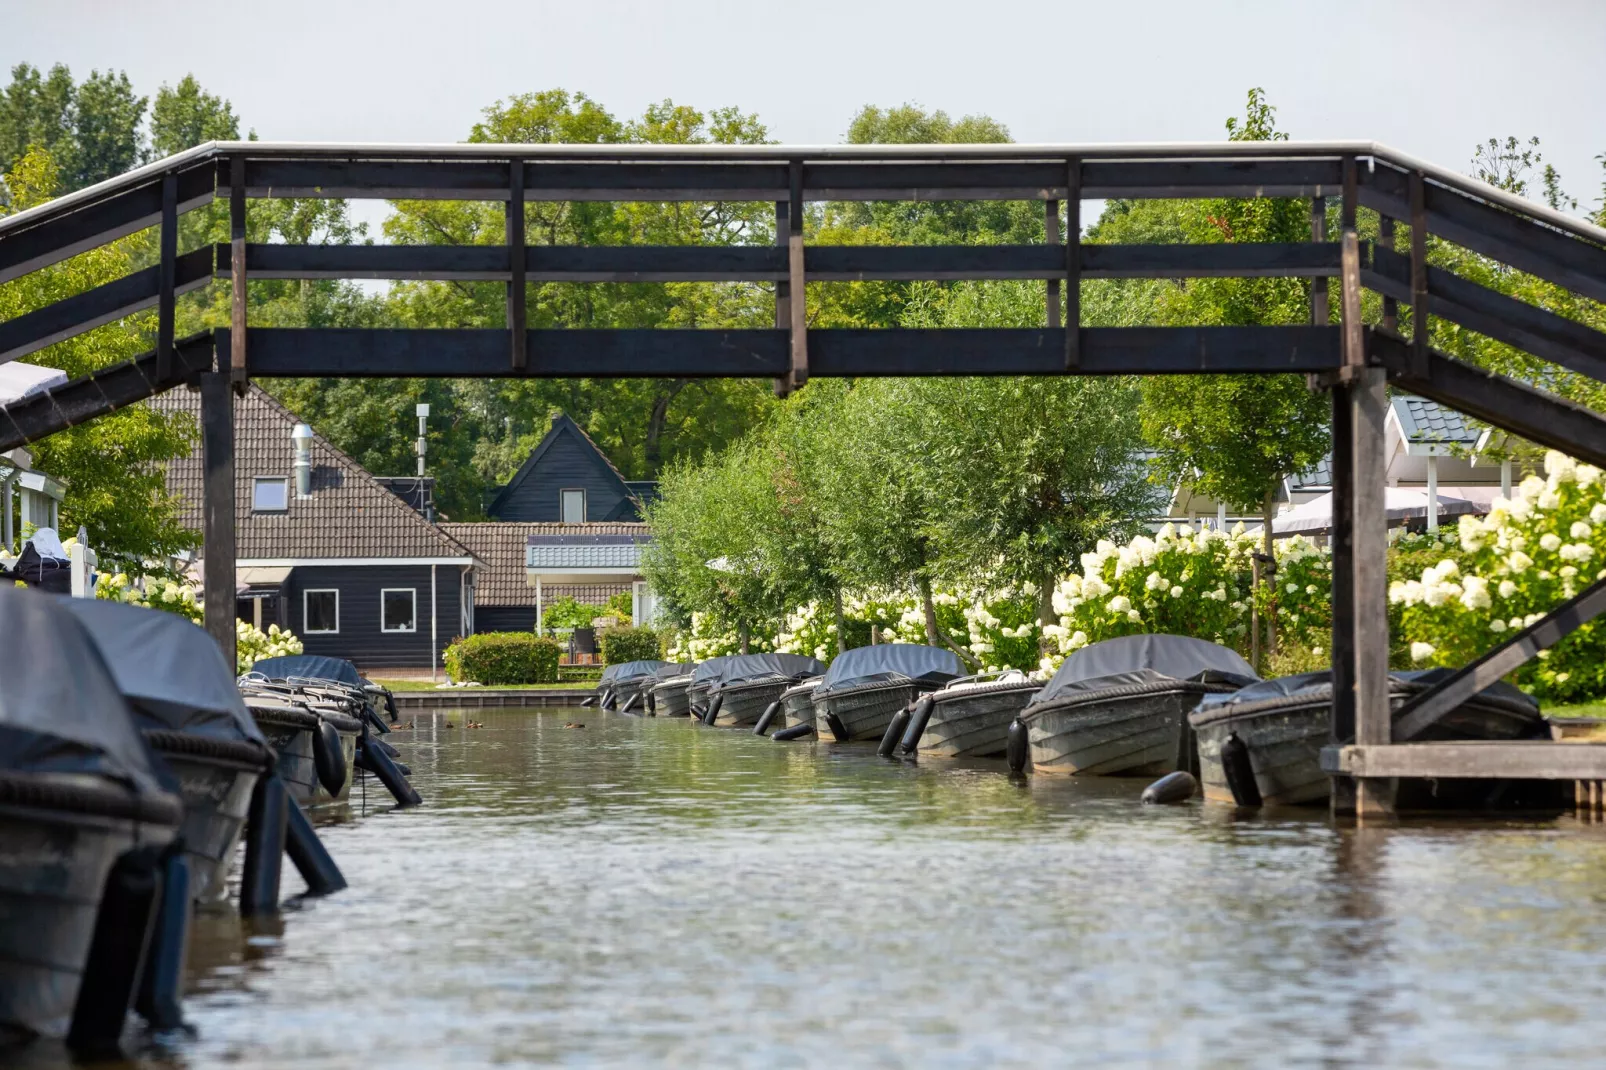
[29,708,1606,1067]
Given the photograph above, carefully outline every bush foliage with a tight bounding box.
[599,626,662,665]
[446,632,561,685]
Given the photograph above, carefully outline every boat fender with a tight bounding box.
[1220,732,1262,808]
[602,688,618,710]
[395,761,413,777]
[823,711,849,742]
[67,844,163,1054]
[368,736,401,759]
[135,845,191,1031]
[384,690,401,723]
[1006,718,1029,773]
[239,774,288,917]
[753,700,782,736]
[313,720,347,797]
[356,739,424,807]
[703,693,724,725]
[362,706,391,735]
[899,695,935,755]
[621,690,642,713]
[772,723,815,741]
[1141,771,1197,805]
[879,708,911,758]
[580,695,598,707]
[284,795,347,896]
[646,690,657,715]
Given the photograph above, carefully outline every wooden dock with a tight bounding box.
[393,689,594,710]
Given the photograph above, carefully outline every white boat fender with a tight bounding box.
[68,844,164,1055]
[135,845,191,1031]
[878,708,911,757]
[239,775,288,917]
[772,723,815,742]
[1220,732,1262,808]
[313,721,347,797]
[284,796,346,896]
[621,691,642,713]
[753,700,782,736]
[1006,718,1029,773]
[899,695,935,755]
[1141,771,1197,805]
[355,738,423,807]
[702,693,724,725]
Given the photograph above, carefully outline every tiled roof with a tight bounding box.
[441,522,650,605]
[1393,395,1480,446]
[150,386,477,562]
[1290,456,1333,491]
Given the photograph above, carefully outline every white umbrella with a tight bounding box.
[1270,486,1483,538]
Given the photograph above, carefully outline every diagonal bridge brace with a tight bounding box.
[1393,574,1606,740]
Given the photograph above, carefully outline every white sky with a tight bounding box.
[6,0,1605,218]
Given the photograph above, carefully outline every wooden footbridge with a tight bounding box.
[4,139,1606,815]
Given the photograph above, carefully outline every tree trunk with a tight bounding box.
[737,620,750,655]
[832,588,847,656]
[919,575,980,672]
[1261,486,1277,660]
[643,381,688,475]
[1037,568,1058,661]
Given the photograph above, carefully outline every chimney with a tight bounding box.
[292,423,313,498]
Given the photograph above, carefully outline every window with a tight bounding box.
[253,477,289,513]
[381,588,417,633]
[304,589,339,633]
[561,488,586,524]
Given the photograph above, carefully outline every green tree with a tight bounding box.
[0,148,195,564]
[150,74,243,157]
[0,63,75,181]
[0,64,147,193]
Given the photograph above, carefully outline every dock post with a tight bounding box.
[200,370,237,671]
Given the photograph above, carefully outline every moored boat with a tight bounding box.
[813,644,963,742]
[599,660,672,712]
[920,671,1041,759]
[1189,669,1550,807]
[0,588,184,1041]
[706,654,826,727]
[652,671,697,717]
[779,677,823,729]
[63,599,273,906]
[241,655,385,805]
[1021,634,1258,776]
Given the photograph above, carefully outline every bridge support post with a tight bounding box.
[200,370,237,671]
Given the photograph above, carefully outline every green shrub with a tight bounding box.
[445,632,561,685]
[599,625,662,664]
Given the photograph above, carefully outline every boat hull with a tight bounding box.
[0,774,179,1041]
[815,682,919,742]
[1190,683,1549,807]
[921,683,1039,758]
[145,731,266,906]
[780,684,819,729]
[1025,685,1220,777]
[653,679,693,717]
[713,678,790,727]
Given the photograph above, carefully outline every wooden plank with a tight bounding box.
[1373,331,1606,471]
[506,162,527,372]
[1360,162,1606,305]
[0,247,211,363]
[1323,741,1606,780]
[1066,162,1081,371]
[157,174,177,382]
[526,161,788,201]
[1328,380,1355,745]
[773,200,790,397]
[1393,574,1606,740]
[234,325,1343,379]
[1366,245,1606,383]
[1045,199,1060,329]
[200,371,237,669]
[1080,158,1345,199]
[0,161,215,284]
[230,172,247,385]
[1309,196,1328,325]
[236,159,510,200]
[1410,170,1430,378]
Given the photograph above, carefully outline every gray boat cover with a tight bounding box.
[250,654,364,687]
[815,643,962,697]
[0,587,171,795]
[63,599,267,743]
[695,653,827,690]
[651,662,696,680]
[600,660,669,685]
[1193,668,1538,715]
[1033,634,1257,705]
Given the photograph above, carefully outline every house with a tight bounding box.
[0,362,68,550]
[152,385,481,671]
[486,413,655,523]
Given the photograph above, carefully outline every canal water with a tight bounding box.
[34,707,1606,1067]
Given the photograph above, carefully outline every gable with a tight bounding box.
[487,414,640,523]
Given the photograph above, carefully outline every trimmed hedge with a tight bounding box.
[599,625,662,665]
[445,632,561,685]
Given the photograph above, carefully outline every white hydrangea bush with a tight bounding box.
[767,587,1040,673]
[1390,451,1606,702]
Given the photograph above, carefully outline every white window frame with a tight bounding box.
[560,487,586,524]
[380,587,418,634]
[252,476,289,513]
[303,588,340,634]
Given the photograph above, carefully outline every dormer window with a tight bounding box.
[253,477,289,513]
[561,488,586,524]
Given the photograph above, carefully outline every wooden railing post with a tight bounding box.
[507,159,527,372]
[786,160,808,391]
[773,198,791,397]
[1045,198,1061,329]
[156,173,176,382]
[229,159,247,388]
[1064,160,1081,371]
[200,370,237,671]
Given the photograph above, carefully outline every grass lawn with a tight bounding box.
[372,678,598,692]
[1544,700,1606,719]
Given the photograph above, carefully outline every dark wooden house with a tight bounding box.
[486,413,655,523]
